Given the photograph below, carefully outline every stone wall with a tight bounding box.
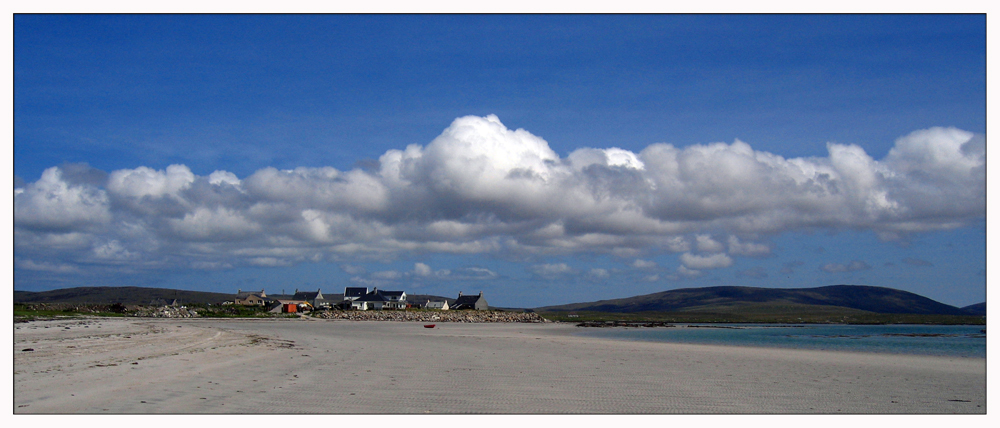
[314,310,547,323]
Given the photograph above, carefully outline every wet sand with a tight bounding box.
[13,317,986,414]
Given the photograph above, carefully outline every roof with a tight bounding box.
[380,290,405,298]
[345,287,368,298]
[452,293,486,309]
[236,289,266,299]
[354,293,388,303]
[293,290,322,300]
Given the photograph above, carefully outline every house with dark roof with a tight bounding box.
[424,300,449,310]
[344,287,369,301]
[292,289,327,308]
[349,288,407,310]
[351,290,386,310]
[236,289,266,299]
[234,289,267,306]
[452,291,488,310]
[379,290,407,309]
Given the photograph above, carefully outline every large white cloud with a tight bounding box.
[14,167,111,232]
[108,164,195,199]
[14,115,985,276]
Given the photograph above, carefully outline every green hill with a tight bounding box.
[535,285,972,316]
[962,302,986,316]
[14,286,236,305]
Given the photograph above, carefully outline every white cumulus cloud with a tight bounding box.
[587,268,610,279]
[414,262,433,276]
[676,265,702,278]
[727,236,772,257]
[108,164,195,199]
[680,252,734,270]
[14,167,111,232]
[530,263,575,277]
[13,116,985,278]
[695,235,725,253]
[631,259,657,269]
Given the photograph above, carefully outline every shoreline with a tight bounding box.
[570,323,986,359]
[14,313,987,327]
[14,317,985,414]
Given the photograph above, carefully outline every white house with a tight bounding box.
[349,288,407,310]
[424,300,449,310]
[380,290,407,309]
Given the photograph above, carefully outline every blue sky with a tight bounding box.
[13,14,986,308]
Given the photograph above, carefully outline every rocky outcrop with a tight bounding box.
[128,306,199,318]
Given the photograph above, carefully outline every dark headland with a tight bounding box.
[534,285,985,325]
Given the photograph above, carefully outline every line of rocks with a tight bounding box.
[19,303,549,322]
[314,310,548,323]
[128,306,200,318]
[576,321,675,328]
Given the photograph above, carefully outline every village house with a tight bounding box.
[424,300,449,310]
[347,287,408,310]
[292,289,329,308]
[451,291,488,310]
[351,291,386,310]
[234,289,267,306]
[344,287,369,301]
[380,290,407,309]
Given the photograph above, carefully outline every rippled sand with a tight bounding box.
[13,317,986,414]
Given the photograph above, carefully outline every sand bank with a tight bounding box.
[13,317,985,414]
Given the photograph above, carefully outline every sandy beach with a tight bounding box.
[13,317,985,414]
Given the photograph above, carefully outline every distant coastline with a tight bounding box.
[14,284,985,326]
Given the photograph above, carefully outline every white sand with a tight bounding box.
[13,317,985,414]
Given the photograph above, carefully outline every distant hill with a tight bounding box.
[14,286,456,307]
[962,302,986,316]
[535,285,972,316]
[14,286,234,305]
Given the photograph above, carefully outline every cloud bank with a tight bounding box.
[14,115,985,277]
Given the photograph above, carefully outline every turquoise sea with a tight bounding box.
[575,324,986,357]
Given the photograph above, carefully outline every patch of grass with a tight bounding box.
[189,304,274,318]
[14,303,296,320]
[14,304,126,322]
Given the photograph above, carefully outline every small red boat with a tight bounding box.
[423,324,436,328]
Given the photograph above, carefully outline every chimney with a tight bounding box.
[459,291,463,297]
[479,291,483,296]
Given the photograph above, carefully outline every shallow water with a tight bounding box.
[575,323,986,357]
